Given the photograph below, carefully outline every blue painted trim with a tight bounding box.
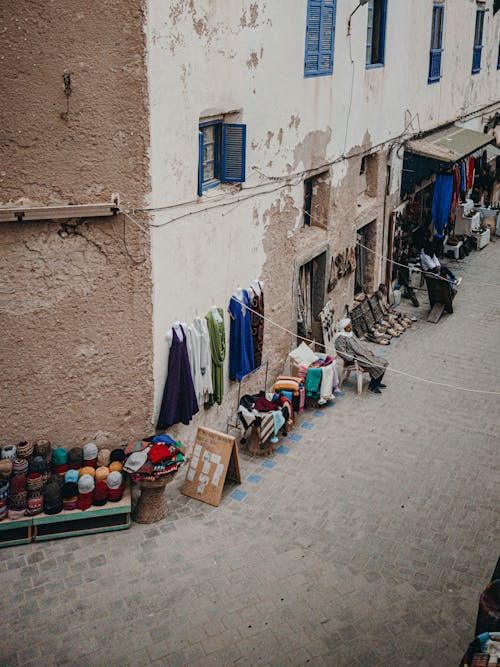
[221,123,246,183]
[366,63,385,69]
[304,0,336,77]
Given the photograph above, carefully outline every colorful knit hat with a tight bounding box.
[64,469,79,484]
[107,485,124,502]
[92,480,108,507]
[16,440,34,458]
[67,447,83,469]
[52,448,68,465]
[83,443,98,468]
[76,490,93,511]
[0,460,13,479]
[62,482,78,510]
[78,474,95,494]
[30,456,47,475]
[109,449,126,464]
[0,479,9,500]
[97,448,111,467]
[1,445,17,461]
[26,491,43,516]
[106,471,123,489]
[47,473,65,489]
[79,466,96,479]
[26,473,44,492]
[95,467,109,482]
[34,439,52,461]
[108,461,123,473]
[43,481,63,515]
[12,458,29,476]
[10,475,26,495]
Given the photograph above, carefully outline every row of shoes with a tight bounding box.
[366,312,416,345]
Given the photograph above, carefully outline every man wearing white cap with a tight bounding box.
[335,319,388,394]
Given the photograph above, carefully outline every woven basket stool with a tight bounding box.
[133,475,174,524]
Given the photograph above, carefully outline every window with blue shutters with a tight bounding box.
[304,0,337,77]
[498,42,500,69]
[472,8,485,74]
[366,0,387,68]
[428,4,444,83]
[198,120,246,195]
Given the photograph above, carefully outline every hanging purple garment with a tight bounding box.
[157,326,199,429]
[229,291,254,381]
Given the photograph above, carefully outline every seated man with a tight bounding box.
[420,240,462,286]
[335,318,389,395]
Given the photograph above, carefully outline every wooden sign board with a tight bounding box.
[181,427,241,507]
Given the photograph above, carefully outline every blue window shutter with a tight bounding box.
[428,5,444,83]
[221,124,246,183]
[304,0,336,77]
[197,130,204,196]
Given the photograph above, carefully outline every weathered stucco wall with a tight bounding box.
[145,0,500,443]
[0,1,153,448]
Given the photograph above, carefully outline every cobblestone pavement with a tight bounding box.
[2,243,499,667]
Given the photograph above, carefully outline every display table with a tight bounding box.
[444,239,463,260]
[455,208,480,236]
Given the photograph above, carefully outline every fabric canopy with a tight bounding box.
[405,124,494,164]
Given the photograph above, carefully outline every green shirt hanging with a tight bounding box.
[205,308,226,407]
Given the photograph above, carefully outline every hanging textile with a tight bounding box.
[187,317,213,406]
[205,308,226,407]
[249,283,264,368]
[157,325,199,429]
[228,291,254,381]
[431,174,454,238]
[467,156,475,191]
[460,161,467,193]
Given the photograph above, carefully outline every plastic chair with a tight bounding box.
[340,360,366,394]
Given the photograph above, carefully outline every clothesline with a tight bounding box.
[229,296,500,396]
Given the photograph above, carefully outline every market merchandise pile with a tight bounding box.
[0,440,127,519]
[123,434,185,482]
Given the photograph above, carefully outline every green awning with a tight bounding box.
[405,124,494,163]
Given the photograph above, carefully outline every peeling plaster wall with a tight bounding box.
[0,1,153,448]
[145,0,500,441]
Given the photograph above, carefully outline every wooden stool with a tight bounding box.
[133,476,174,524]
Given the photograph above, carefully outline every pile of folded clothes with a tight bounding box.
[238,391,293,446]
[123,434,185,482]
[0,440,128,519]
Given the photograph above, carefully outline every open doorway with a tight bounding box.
[297,251,327,342]
[355,220,377,294]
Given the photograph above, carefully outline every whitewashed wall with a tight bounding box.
[145,0,500,422]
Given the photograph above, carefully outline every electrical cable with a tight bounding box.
[229,296,500,396]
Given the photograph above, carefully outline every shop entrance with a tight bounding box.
[297,251,327,342]
[355,220,377,294]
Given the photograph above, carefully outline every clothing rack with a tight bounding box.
[226,360,269,435]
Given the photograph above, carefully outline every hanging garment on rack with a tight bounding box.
[249,284,265,368]
[432,174,454,238]
[187,317,213,405]
[157,325,199,429]
[229,291,255,381]
[460,161,467,193]
[205,308,226,407]
[467,156,475,191]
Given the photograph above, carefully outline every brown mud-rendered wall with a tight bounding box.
[0,1,153,449]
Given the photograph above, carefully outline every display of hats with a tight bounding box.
[34,439,52,461]
[78,474,95,494]
[109,449,126,464]
[26,491,43,516]
[1,445,17,461]
[43,481,63,515]
[12,458,29,476]
[16,440,34,458]
[97,448,111,467]
[106,471,122,489]
[79,466,96,479]
[108,461,123,473]
[30,456,47,475]
[65,469,79,484]
[67,447,83,470]
[95,467,109,482]
[0,460,13,479]
[52,448,68,465]
[92,480,108,507]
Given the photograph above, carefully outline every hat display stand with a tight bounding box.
[133,475,174,524]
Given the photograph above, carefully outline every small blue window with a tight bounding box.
[198,121,246,196]
[304,0,337,77]
[428,4,444,83]
[366,0,387,68]
[472,8,485,74]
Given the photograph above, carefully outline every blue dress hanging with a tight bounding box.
[228,291,255,381]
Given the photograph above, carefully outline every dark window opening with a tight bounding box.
[303,171,330,227]
[366,0,387,66]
